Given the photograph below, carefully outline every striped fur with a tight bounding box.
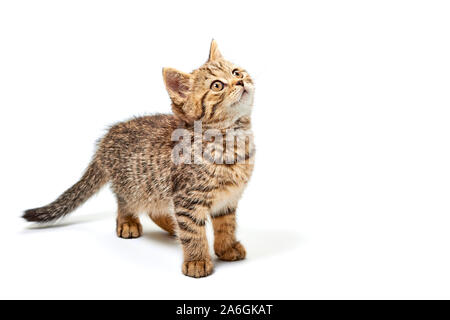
[23,40,255,278]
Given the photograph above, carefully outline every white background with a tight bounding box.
[1,0,450,299]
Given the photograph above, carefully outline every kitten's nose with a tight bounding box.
[235,80,244,86]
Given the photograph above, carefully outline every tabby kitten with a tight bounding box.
[23,40,255,278]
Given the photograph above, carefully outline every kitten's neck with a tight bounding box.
[201,115,252,131]
[231,116,252,130]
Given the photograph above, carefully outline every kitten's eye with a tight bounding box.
[210,80,224,91]
[232,69,243,78]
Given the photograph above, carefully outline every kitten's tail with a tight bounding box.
[23,160,109,223]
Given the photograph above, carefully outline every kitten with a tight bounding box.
[23,40,255,278]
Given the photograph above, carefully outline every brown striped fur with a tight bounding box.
[23,40,255,278]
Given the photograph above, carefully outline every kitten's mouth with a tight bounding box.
[240,87,248,99]
[231,88,249,107]
[233,92,246,106]
[241,88,251,100]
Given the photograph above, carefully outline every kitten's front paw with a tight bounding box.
[182,260,214,278]
[215,242,246,261]
[116,220,143,239]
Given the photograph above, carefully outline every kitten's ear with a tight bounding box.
[162,68,192,105]
[208,39,223,61]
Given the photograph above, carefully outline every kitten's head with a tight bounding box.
[163,40,254,126]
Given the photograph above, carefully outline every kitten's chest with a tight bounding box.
[210,160,254,186]
[209,183,247,214]
[207,162,254,214]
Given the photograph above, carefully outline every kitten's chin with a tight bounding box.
[231,98,251,112]
[241,85,254,102]
[232,86,254,107]
[239,92,254,109]
[232,99,253,119]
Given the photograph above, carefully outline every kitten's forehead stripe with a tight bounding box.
[205,66,218,77]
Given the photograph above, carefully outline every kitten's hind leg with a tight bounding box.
[116,200,143,239]
[147,200,177,235]
[149,214,176,236]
